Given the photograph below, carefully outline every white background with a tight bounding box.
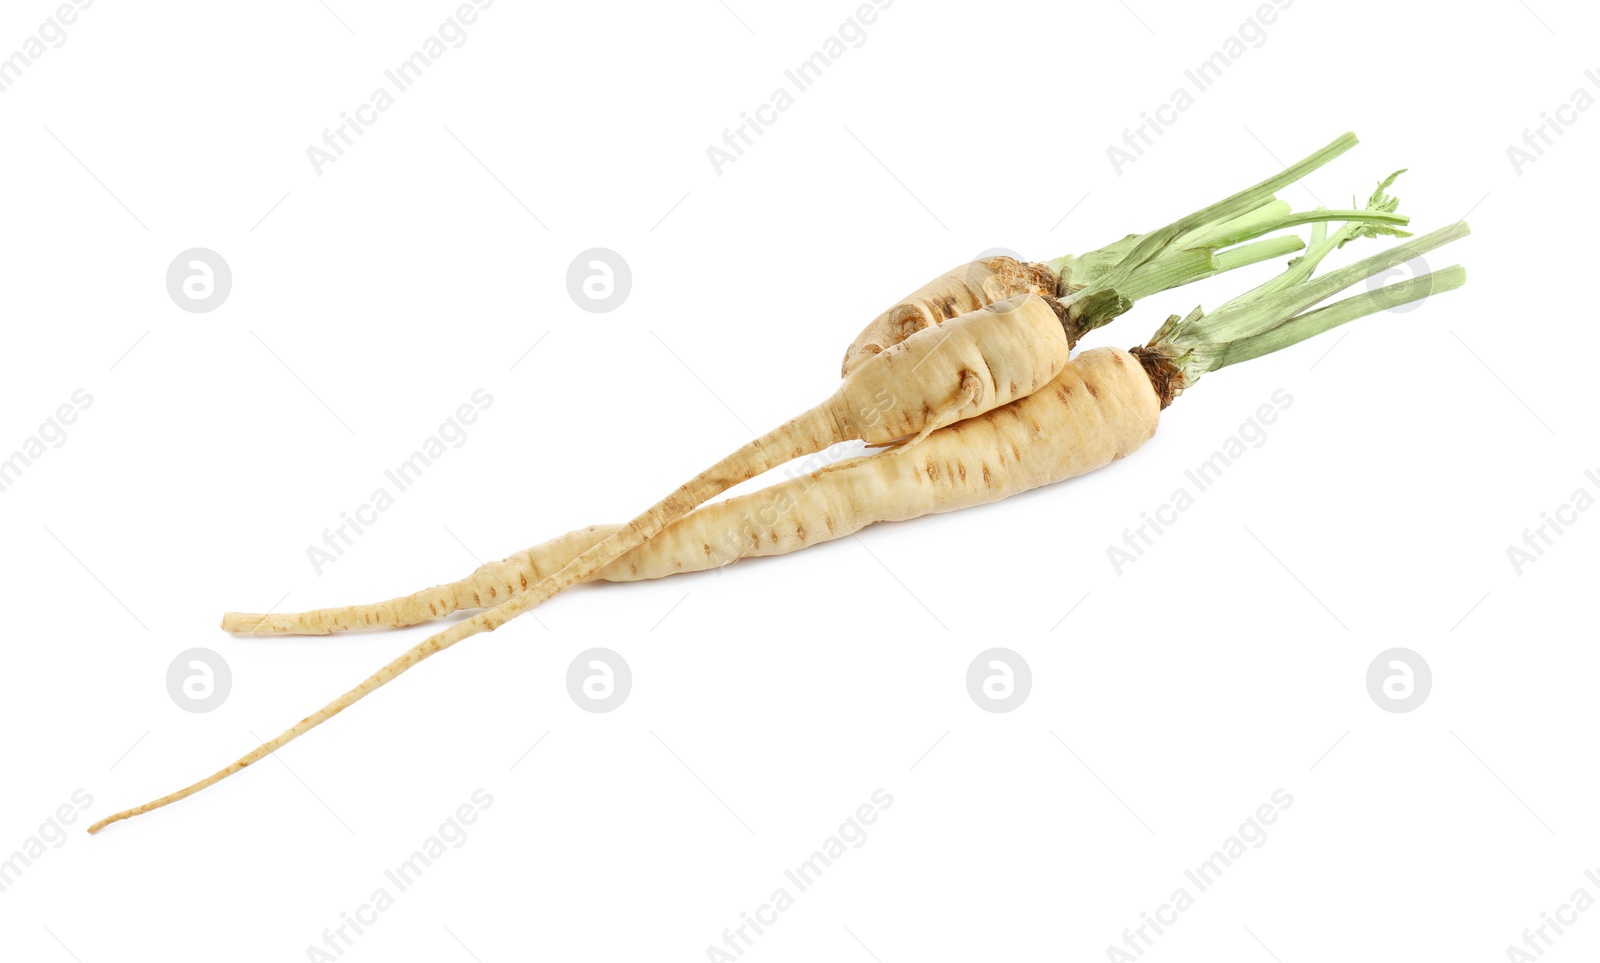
[1,0,1595,960]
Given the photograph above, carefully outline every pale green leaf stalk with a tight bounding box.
[1042,132,1414,340]
[1131,220,1470,405]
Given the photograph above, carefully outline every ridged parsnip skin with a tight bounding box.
[91,301,1087,833]
[841,257,1060,376]
[446,347,1159,590]
[219,526,615,636]
[228,346,1154,633]
[601,346,1158,579]
[837,294,1072,443]
[219,342,1145,630]
[222,296,1072,635]
[90,348,1156,834]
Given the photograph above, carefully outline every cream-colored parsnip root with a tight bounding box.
[222,293,1068,637]
[372,226,1475,599]
[226,224,1470,642]
[216,349,1148,631]
[224,350,1155,636]
[89,183,1467,837]
[93,295,1070,833]
[511,346,1160,582]
[226,153,1420,640]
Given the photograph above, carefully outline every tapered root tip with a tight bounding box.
[87,813,121,834]
[221,612,326,634]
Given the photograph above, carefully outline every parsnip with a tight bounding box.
[89,158,1465,836]
[93,294,1072,833]
[223,347,1155,635]
[361,229,1473,595]
[230,157,1417,639]
[484,346,1159,584]
[235,218,1468,636]
[223,293,1068,638]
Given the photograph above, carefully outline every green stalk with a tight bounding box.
[1119,208,1406,303]
[1214,266,1467,369]
[1176,200,1293,249]
[1039,133,1418,341]
[1116,233,1308,303]
[1229,170,1411,304]
[1212,235,1305,273]
[1190,208,1408,248]
[1114,247,1221,301]
[1190,222,1469,344]
[1110,132,1359,279]
[1133,221,1471,403]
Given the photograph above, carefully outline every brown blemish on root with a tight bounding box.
[982,256,1062,300]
